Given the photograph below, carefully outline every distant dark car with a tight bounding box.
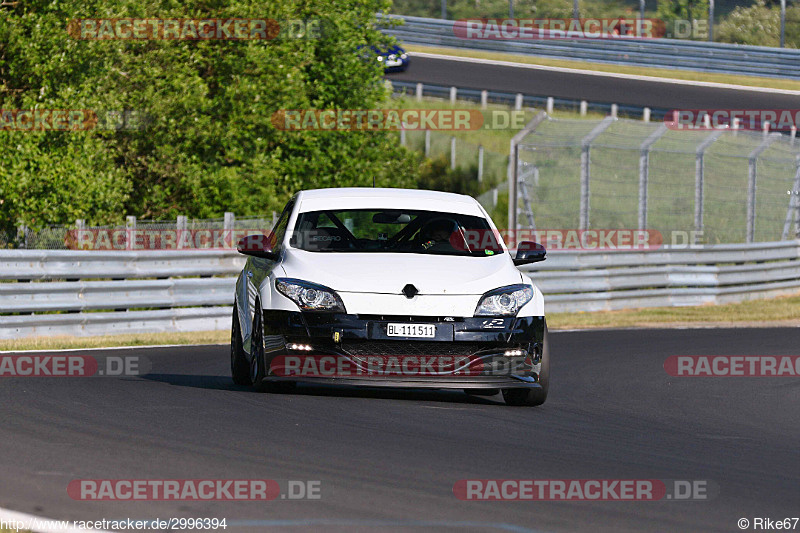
[372,44,409,73]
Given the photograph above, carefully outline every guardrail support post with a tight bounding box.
[415,83,423,101]
[643,107,650,122]
[611,104,618,118]
[481,90,488,109]
[478,145,484,182]
[546,97,554,114]
[125,216,136,251]
[450,136,457,170]
[400,127,406,146]
[450,86,457,105]
[515,93,523,111]
[580,100,587,116]
[424,130,431,157]
[791,126,797,146]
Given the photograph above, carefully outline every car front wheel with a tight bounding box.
[503,324,550,406]
[230,306,251,386]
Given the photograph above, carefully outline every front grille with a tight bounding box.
[341,341,485,357]
[356,315,465,323]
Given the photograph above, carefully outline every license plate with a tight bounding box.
[387,323,436,338]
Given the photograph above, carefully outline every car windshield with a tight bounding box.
[290,209,504,256]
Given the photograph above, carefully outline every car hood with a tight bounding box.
[280,249,521,295]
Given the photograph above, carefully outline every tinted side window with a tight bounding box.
[268,200,294,252]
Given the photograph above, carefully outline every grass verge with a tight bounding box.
[0,330,229,352]
[405,45,800,92]
[2,293,799,351]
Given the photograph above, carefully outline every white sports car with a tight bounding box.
[231,188,549,406]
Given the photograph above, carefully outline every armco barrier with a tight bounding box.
[0,241,798,338]
[381,15,800,79]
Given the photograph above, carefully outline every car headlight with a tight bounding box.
[377,55,384,62]
[276,278,346,313]
[400,53,408,59]
[474,284,534,316]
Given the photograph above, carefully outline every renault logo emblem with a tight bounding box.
[402,284,418,299]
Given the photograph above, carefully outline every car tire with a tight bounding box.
[230,306,251,386]
[502,323,550,406]
[249,307,267,391]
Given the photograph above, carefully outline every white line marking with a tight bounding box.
[409,51,800,96]
[0,505,112,533]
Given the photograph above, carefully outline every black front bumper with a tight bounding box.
[261,311,546,389]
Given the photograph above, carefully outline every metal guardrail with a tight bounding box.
[390,80,668,120]
[521,240,800,312]
[382,15,800,79]
[1,242,798,338]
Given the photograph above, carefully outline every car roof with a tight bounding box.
[295,188,484,216]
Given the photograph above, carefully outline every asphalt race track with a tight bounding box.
[387,55,800,110]
[2,327,800,532]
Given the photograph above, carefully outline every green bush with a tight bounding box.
[0,0,420,234]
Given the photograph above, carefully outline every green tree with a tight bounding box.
[0,0,419,236]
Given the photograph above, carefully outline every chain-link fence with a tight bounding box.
[511,116,800,244]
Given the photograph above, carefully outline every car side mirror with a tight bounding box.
[237,234,279,260]
[513,241,546,265]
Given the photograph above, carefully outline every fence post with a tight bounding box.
[125,216,136,250]
[450,136,457,170]
[580,100,587,116]
[611,104,618,118]
[481,90,488,109]
[643,107,651,122]
[695,131,723,241]
[638,124,668,230]
[176,215,188,249]
[515,93,523,111]
[424,130,431,157]
[478,145,484,182]
[450,86,457,105]
[781,156,800,240]
[224,212,235,248]
[16,224,27,249]
[415,83,423,101]
[508,112,547,232]
[747,135,778,242]
[546,97,554,114]
[400,127,406,146]
[579,117,615,230]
